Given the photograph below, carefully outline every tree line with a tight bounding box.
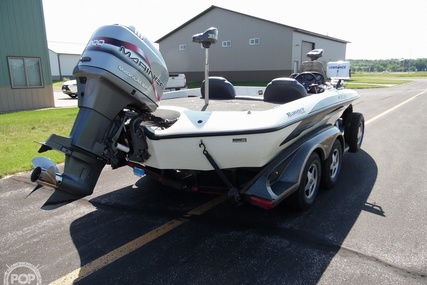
[348,58,427,73]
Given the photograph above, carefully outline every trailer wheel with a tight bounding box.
[321,139,342,189]
[345,112,364,153]
[287,152,321,210]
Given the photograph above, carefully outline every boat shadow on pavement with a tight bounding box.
[68,149,377,284]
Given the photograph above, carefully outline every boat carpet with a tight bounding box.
[159,96,281,112]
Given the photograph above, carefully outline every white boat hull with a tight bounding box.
[141,88,358,170]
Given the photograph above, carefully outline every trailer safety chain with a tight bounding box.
[199,140,241,201]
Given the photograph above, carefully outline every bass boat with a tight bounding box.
[31,25,364,210]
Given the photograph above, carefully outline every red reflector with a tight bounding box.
[250,196,275,210]
[191,186,198,192]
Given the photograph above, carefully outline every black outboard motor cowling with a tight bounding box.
[31,25,169,203]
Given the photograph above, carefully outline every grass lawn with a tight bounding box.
[345,73,412,88]
[0,108,78,178]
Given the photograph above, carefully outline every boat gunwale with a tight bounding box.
[144,93,358,140]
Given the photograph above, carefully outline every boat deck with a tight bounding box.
[159,95,281,112]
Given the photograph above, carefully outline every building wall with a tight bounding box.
[0,0,54,113]
[158,7,348,82]
[159,8,295,81]
[0,86,54,111]
[292,32,347,73]
[293,32,346,62]
[58,54,80,79]
[49,50,80,80]
[49,50,60,79]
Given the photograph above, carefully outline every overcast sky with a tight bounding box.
[42,0,426,60]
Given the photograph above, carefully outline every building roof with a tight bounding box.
[48,41,85,55]
[155,5,350,44]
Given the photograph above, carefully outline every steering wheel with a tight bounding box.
[295,72,317,93]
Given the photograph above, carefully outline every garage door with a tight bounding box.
[302,41,315,61]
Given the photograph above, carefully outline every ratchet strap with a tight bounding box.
[199,140,240,200]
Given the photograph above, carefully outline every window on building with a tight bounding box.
[8,57,43,88]
[222,40,231,48]
[249,38,260,46]
[179,44,187,51]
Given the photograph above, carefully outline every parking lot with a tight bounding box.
[53,90,78,108]
[1,80,427,284]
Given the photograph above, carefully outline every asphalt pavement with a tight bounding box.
[1,82,427,284]
[53,90,78,108]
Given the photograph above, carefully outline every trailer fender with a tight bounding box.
[282,127,341,187]
[245,126,342,208]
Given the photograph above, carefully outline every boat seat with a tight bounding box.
[264,78,308,103]
[201,76,236,99]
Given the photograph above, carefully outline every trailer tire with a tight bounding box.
[287,152,321,210]
[321,139,342,189]
[345,112,364,153]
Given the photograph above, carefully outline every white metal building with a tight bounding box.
[48,42,84,81]
[48,50,80,81]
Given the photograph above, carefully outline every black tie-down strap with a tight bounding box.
[199,140,241,201]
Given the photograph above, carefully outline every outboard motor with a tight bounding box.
[31,25,168,203]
